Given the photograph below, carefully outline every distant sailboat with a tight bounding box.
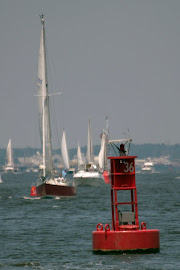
[73,119,104,186]
[34,15,76,197]
[4,139,14,173]
[86,118,94,164]
[61,130,70,170]
[77,142,83,169]
[99,117,109,170]
[61,130,75,174]
[98,131,107,171]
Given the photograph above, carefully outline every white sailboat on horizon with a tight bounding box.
[98,131,107,171]
[61,130,70,170]
[4,139,14,173]
[86,118,94,164]
[61,130,75,174]
[77,142,84,170]
[73,118,104,186]
[98,117,109,172]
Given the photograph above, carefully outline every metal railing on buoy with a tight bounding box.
[30,186,37,197]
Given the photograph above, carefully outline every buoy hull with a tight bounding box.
[92,229,160,253]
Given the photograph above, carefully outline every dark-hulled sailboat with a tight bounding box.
[35,15,76,197]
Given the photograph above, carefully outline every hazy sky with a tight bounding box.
[1,0,180,149]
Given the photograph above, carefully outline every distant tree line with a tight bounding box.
[0,144,180,165]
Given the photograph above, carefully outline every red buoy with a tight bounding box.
[92,139,160,253]
[30,186,37,197]
[103,170,111,184]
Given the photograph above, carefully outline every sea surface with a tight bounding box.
[0,172,179,270]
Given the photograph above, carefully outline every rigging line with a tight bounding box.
[110,143,118,156]
[50,95,61,149]
[32,68,41,150]
[112,142,120,152]
[60,92,65,131]
[45,33,65,143]
[45,31,63,151]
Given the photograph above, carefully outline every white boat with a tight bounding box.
[4,139,14,173]
[73,170,103,187]
[35,15,76,197]
[73,119,104,186]
[0,174,3,183]
[141,158,155,173]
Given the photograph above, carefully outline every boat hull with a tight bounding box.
[74,173,105,187]
[141,168,155,173]
[36,183,76,197]
[74,177,104,187]
[4,167,14,173]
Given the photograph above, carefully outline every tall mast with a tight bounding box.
[41,15,46,177]
[38,14,53,177]
[87,118,94,163]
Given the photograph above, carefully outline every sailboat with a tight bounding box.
[98,131,107,172]
[35,15,76,197]
[61,130,70,170]
[73,119,104,186]
[4,139,14,173]
[61,130,75,174]
[77,142,84,169]
[87,118,94,165]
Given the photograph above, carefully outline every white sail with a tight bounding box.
[77,142,83,169]
[61,130,70,169]
[86,118,94,163]
[6,139,13,167]
[37,16,53,177]
[98,132,106,170]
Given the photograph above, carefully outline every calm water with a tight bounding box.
[0,172,179,270]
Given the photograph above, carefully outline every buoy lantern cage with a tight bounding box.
[92,143,160,253]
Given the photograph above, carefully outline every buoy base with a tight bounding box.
[92,228,160,253]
